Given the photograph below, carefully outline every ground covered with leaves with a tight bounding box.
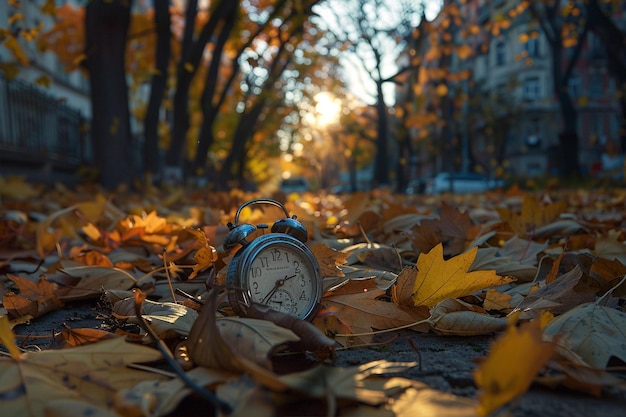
[1,178,626,417]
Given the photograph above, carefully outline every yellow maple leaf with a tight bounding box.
[497,195,568,236]
[412,243,514,307]
[474,316,555,416]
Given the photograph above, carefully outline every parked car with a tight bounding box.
[279,177,309,194]
[425,172,503,194]
[405,178,427,194]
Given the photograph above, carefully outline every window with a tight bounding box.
[523,77,540,101]
[589,33,606,58]
[568,74,581,98]
[525,37,540,57]
[495,40,506,66]
[589,73,603,97]
[590,114,606,144]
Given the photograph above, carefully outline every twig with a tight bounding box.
[408,338,422,372]
[162,249,178,303]
[131,289,232,414]
[175,288,205,306]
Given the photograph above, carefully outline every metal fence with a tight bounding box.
[0,74,89,169]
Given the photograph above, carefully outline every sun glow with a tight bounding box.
[314,92,341,127]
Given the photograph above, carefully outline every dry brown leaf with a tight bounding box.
[392,266,417,307]
[321,289,430,340]
[277,360,418,405]
[0,337,165,417]
[113,297,199,339]
[589,257,626,297]
[114,367,233,417]
[411,203,482,257]
[247,303,335,353]
[3,275,63,319]
[51,327,119,349]
[428,298,508,336]
[482,288,516,312]
[186,289,288,391]
[543,300,626,369]
[543,360,625,397]
[594,229,626,266]
[514,266,596,319]
[49,261,137,301]
[310,242,350,277]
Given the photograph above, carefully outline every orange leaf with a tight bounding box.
[310,242,349,277]
[187,228,218,279]
[474,316,555,416]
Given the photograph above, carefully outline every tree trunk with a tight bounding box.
[84,0,133,189]
[585,0,626,150]
[530,1,583,178]
[192,1,238,177]
[143,1,171,182]
[218,98,266,189]
[556,90,580,177]
[163,0,198,181]
[372,80,389,186]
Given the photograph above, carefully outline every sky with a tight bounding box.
[314,0,443,106]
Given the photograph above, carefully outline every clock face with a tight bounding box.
[246,242,320,319]
[228,235,322,319]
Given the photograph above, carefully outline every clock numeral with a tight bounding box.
[270,249,282,262]
[294,260,301,274]
[250,266,262,279]
[252,281,261,295]
[259,256,269,268]
[299,291,308,301]
[300,276,306,287]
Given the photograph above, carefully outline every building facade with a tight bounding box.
[404,0,625,181]
[0,0,91,180]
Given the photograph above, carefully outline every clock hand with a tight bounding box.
[261,274,296,304]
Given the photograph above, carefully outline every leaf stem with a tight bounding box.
[333,318,431,338]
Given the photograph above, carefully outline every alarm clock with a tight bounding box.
[224,198,322,321]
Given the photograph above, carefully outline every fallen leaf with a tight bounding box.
[412,244,514,307]
[0,337,165,417]
[3,275,64,319]
[514,266,596,319]
[428,298,508,336]
[392,266,418,307]
[186,289,288,391]
[321,289,430,342]
[186,227,218,279]
[51,327,119,348]
[589,256,626,297]
[310,242,349,277]
[278,360,418,405]
[113,297,198,339]
[497,195,568,236]
[51,262,137,301]
[474,317,555,416]
[114,366,234,417]
[411,202,482,257]
[0,314,21,359]
[543,301,626,369]
[247,303,336,353]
